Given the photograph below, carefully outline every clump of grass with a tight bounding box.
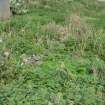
[42,22,69,41]
[65,14,90,37]
[0,57,17,84]
[64,14,105,59]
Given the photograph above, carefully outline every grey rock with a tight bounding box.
[0,0,10,20]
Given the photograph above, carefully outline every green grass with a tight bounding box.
[0,0,105,105]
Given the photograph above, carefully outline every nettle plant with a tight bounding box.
[10,0,28,14]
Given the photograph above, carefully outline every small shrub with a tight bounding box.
[10,0,28,14]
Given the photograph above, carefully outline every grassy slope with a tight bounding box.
[0,0,105,105]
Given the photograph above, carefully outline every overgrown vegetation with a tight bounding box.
[0,0,105,105]
[10,0,28,14]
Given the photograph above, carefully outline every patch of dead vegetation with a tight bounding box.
[66,14,91,38]
[42,15,91,42]
[41,21,69,41]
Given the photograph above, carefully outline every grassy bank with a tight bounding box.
[0,0,105,105]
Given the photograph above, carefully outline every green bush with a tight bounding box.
[10,0,28,14]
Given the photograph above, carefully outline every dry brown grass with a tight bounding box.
[42,21,69,41]
[42,15,91,42]
[65,14,91,38]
